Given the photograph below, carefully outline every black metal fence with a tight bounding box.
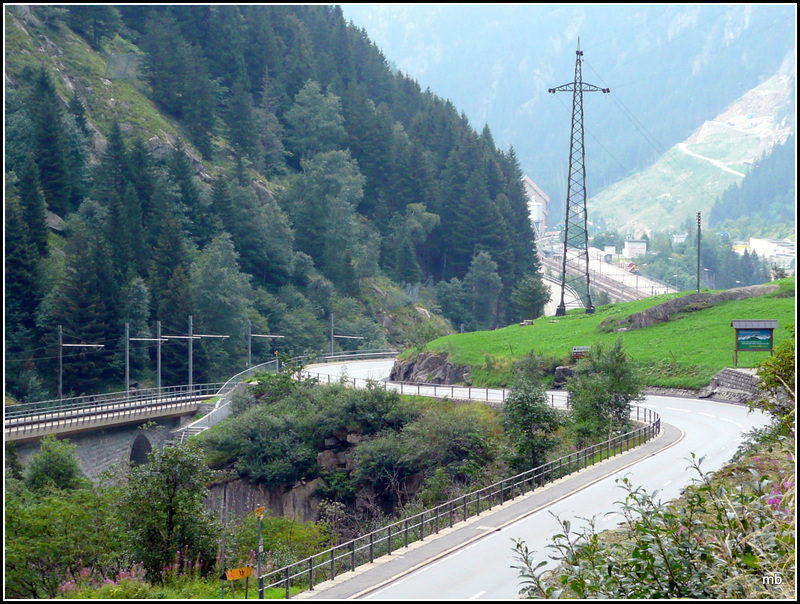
[257,405,660,598]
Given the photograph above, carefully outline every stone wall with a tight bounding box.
[613,284,779,332]
[13,417,180,482]
[206,478,324,524]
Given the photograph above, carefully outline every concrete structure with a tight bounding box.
[747,237,795,269]
[12,417,180,481]
[623,239,648,259]
[522,175,549,241]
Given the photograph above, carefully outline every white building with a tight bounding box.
[522,175,549,241]
[623,239,648,259]
[748,238,796,269]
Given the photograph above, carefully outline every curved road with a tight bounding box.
[302,359,770,600]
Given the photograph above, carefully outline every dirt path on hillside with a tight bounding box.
[675,143,746,177]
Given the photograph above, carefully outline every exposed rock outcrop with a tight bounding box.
[390,352,471,385]
[603,284,779,332]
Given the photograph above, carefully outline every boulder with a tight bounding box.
[390,352,470,385]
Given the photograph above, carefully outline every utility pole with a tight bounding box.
[247,319,285,369]
[549,38,609,315]
[696,211,701,294]
[58,325,62,403]
[129,321,167,398]
[125,323,130,400]
[188,315,193,390]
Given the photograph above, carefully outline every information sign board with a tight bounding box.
[735,329,773,351]
[572,346,591,361]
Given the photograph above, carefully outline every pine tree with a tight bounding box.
[65,5,121,49]
[17,155,49,258]
[28,68,72,216]
[5,193,41,331]
[225,78,261,164]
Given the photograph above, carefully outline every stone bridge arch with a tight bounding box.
[13,418,179,482]
[130,434,153,466]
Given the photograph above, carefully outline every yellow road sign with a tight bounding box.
[223,566,252,581]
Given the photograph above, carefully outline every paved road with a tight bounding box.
[300,359,770,600]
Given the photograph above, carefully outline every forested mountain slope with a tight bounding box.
[4,5,546,402]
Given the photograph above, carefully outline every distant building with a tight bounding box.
[623,239,647,259]
[522,175,549,241]
[748,238,796,269]
[672,232,688,245]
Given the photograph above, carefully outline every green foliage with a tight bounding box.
[225,513,332,573]
[24,435,89,492]
[503,379,561,472]
[750,324,795,426]
[513,444,795,599]
[710,134,795,227]
[566,339,644,446]
[285,79,346,160]
[510,273,551,322]
[5,482,129,599]
[65,6,121,50]
[124,444,219,582]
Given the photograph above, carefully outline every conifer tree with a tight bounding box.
[5,193,40,331]
[27,69,72,216]
[17,155,49,259]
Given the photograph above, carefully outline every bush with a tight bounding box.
[24,435,89,492]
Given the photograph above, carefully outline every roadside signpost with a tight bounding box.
[572,346,591,362]
[731,320,778,367]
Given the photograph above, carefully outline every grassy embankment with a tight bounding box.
[413,278,795,390]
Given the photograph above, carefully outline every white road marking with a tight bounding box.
[469,591,486,599]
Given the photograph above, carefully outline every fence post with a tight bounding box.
[369,533,374,563]
[330,547,335,580]
[405,519,409,548]
[388,526,393,555]
[308,557,313,591]
[285,567,290,599]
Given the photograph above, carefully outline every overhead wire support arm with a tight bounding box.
[548,38,610,316]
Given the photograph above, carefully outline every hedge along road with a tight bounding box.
[300,359,771,600]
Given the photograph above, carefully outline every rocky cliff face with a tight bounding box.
[389,352,471,385]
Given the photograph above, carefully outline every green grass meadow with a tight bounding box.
[419,279,795,390]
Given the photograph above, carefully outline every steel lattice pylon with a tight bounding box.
[549,39,609,315]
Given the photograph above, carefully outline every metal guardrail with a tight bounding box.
[5,383,224,420]
[4,384,222,441]
[256,405,661,598]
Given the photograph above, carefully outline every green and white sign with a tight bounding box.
[736,329,773,351]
